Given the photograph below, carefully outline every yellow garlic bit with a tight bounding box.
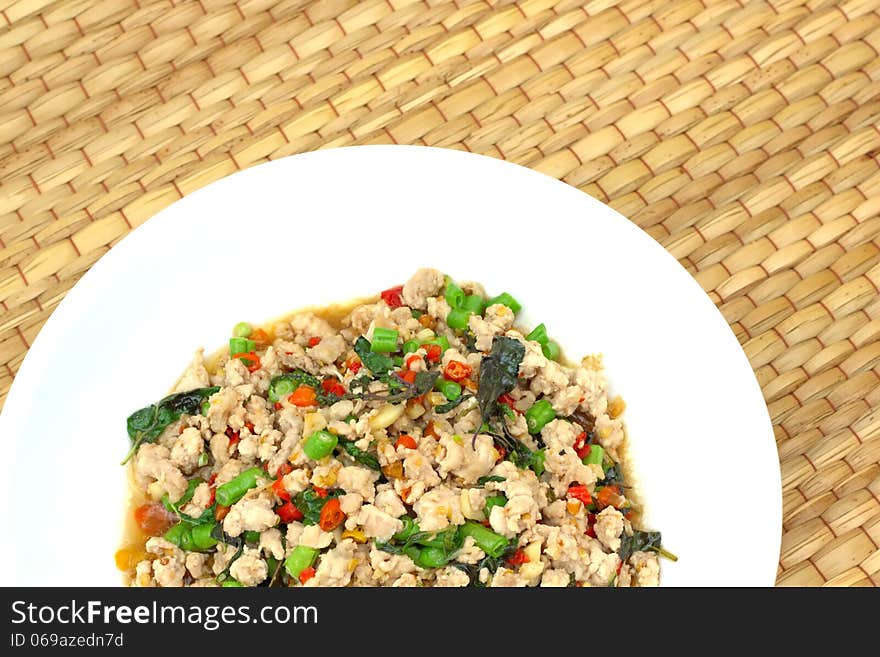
[369,403,406,431]
[608,396,626,419]
[303,412,327,436]
[341,528,367,544]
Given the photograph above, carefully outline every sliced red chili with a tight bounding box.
[568,485,592,506]
[299,566,316,584]
[231,351,261,372]
[277,502,304,523]
[321,378,346,397]
[574,432,590,459]
[272,477,290,502]
[505,549,529,566]
[498,393,521,413]
[425,344,442,363]
[380,285,405,309]
[318,498,345,531]
[443,360,472,382]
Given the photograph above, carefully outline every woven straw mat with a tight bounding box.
[1,0,879,586]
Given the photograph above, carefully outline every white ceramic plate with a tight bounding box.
[0,146,780,586]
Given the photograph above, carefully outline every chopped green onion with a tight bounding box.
[435,379,462,401]
[461,294,485,315]
[445,280,465,309]
[531,449,546,477]
[542,340,560,361]
[200,400,210,416]
[526,323,548,344]
[525,399,556,434]
[393,516,420,541]
[446,308,471,330]
[411,309,423,319]
[303,430,338,460]
[221,579,244,587]
[484,494,507,518]
[583,444,604,466]
[197,452,209,467]
[215,467,267,506]
[402,339,420,354]
[161,478,201,514]
[371,327,399,353]
[459,521,509,557]
[164,523,195,551]
[268,377,296,402]
[285,545,319,579]
[233,322,252,338]
[191,523,218,550]
[229,337,256,357]
[392,355,404,367]
[414,546,449,568]
[486,292,521,314]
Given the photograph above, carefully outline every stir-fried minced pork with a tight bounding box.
[119,268,672,587]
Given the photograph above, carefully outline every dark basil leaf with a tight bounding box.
[210,523,243,548]
[599,463,624,487]
[618,530,662,562]
[338,438,381,471]
[350,370,439,404]
[435,393,471,414]
[161,478,201,515]
[413,370,440,395]
[476,337,524,424]
[122,387,219,464]
[354,337,394,376]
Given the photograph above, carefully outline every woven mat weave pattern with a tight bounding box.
[1,0,879,586]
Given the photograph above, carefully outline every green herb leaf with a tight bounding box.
[435,393,472,414]
[599,463,625,487]
[337,438,381,471]
[619,529,664,562]
[351,370,439,404]
[476,337,524,425]
[294,488,342,526]
[476,475,506,485]
[374,525,464,567]
[210,523,243,548]
[354,337,394,376]
[123,387,219,464]
[161,478,200,515]
[453,544,518,587]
